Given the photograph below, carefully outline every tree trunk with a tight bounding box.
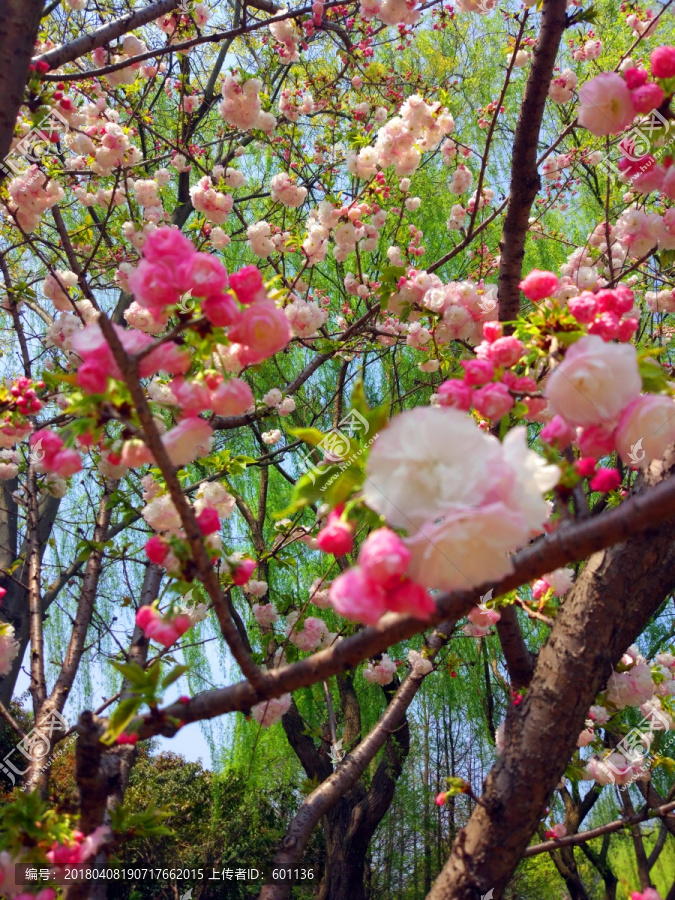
[427,454,675,899]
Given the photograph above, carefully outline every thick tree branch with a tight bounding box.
[0,0,44,177]
[495,606,536,691]
[34,0,184,72]
[426,456,675,900]
[132,469,675,739]
[497,0,568,323]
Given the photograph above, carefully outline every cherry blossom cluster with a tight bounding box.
[328,525,436,625]
[219,74,275,133]
[578,46,675,202]
[355,410,559,595]
[347,94,454,180]
[7,166,64,232]
[579,645,675,786]
[46,826,110,866]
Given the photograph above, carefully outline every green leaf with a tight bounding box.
[320,461,366,506]
[638,356,672,394]
[161,664,189,690]
[286,426,327,448]
[111,660,150,689]
[277,466,339,516]
[147,660,162,690]
[101,698,142,745]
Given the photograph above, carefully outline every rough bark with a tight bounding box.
[35,0,184,72]
[0,0,44,174]
[0,484,60,735]
[272,673,413,900]
[495,606,536,690]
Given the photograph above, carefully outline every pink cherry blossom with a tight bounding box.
[578,73,635,136]
[616,395,675,469]
[211,378,254,416]
[467,605,501,629]
[135,605,190,647]
[651,45,675,79]
[77,357,109,394]
[180,252,228,297]
[545,335,642,427]
[128,258,184,312]
[567,292,598,323]
[196,507,220,535]
[202,293,240,327]
[30,429,83,477]
[589,467,620,492]
[329,566,388,625]
[252,602,279,626]
[170,377,211,416]
[231,557,256,585]
[485,336,523,368]
[540,415,575,449]
[630,83,664,114]
[364,653,397,685]
[47,826,110,866]
[229,265,267,305]
[472,382,514,421]
[519,270,559,302]
[317,509,354,556]
[251,693,291,727]
[358,527,411,590]
[228,300,293,365]
[142,226,196,264]
[162,417,213,466]
[482,321,502,342]
[144,535,169,565]
[438,379,473,410]
[460,358,494,386]
[577,424,617,459]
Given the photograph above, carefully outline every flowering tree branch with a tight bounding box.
[34,0,186,71]
[426,456,675,899]
[523,800,675,858]
[129,469,675,739]
[96,311,267,690]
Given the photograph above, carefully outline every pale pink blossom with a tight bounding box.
[408,649,433,675]
[364,409,558,591]
[252,602,279,626]
[615,395,675,469]
[211,378,254,416]
[251,693,291,727]
[578,73,635,136]
[245,579,269,598]
[545,335,642,427]
[228,300,293,365]
[606,659,654,709]
[0,622,20,676]
[194,482,235,519]
[364,653,397,685]
[162,417,213,466]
